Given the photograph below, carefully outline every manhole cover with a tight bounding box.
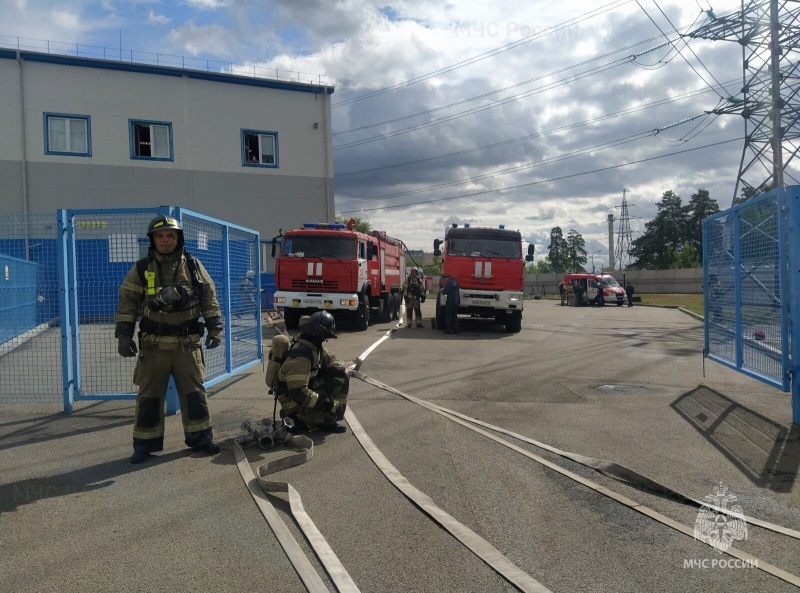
[595,384,648,392]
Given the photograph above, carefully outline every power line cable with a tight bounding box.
[333,60,629,150]
[332,0,634,108]
[336,80,738,176]
[336,137,742,214]
[339,132,657,205]
[636,0,727,97]
[334,34,665,136]
[340,113,712,206]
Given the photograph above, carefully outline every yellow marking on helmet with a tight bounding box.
[144,270,156,295]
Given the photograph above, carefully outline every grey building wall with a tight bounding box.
[0,50,335,241]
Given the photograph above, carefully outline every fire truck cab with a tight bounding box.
[434,224,534,333]
[272,222,405,331]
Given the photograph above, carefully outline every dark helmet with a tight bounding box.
[147,215,184,249]
[299,311,338,340]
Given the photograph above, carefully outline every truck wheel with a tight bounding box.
[505,310,522,333]
[355,294,370,331]
[616,301,623,307]
[392,293,401,320]
[284,309,301,330]
[378,293,392,323]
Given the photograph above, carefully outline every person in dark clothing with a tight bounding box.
[441,274,460,334]
[625,282,635,307]
[594,280,605,306]
[574,280,584,307]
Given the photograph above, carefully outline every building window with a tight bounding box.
[44,113,91,156]
[242,130,278,167]
[129,120,173,161]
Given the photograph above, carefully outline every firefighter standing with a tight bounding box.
[116,215,223,464]
[402,268,425,328]
[558,281,567,306]
[276,311,348,433]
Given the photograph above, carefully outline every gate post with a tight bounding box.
[57,210,75,413]
[788,188,800,425]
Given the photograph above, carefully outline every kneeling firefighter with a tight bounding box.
[276,311,349,433]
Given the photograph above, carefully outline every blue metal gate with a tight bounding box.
[0,208,262,410]
[703,186,800,424]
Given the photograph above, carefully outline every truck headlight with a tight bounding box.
[340,298,357,306]
[509,293,521,302]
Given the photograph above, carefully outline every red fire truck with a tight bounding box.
[271,222,405,331]
[433,224,534,333]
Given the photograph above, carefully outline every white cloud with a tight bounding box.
[147,11,170,25]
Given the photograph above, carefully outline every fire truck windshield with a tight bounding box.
[282,236,355,259]
[447,237,521,259]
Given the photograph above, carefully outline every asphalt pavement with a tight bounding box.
[1,299,798,593]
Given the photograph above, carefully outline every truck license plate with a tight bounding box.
[305,299,322,305]
[472,299,490,305]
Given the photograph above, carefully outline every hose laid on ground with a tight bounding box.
[350,370,800,588]
[344,406,552,593]
[235,436,361,593]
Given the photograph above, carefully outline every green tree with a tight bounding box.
[525,259,551,274]
[546,227,569,273]
[686,188,719,260]
[334,216,371,232]
[566,229,588,273]
[629,190,689,269]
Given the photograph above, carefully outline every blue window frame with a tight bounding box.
[129,119,174,161]
[44,113,91,157]
[242,129,279,168]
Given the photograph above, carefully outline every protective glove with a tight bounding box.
[403,297,409,306]
[314,394,335,413]
[205,332,221,349]
[334,402,346,421]
[118,335,138,357]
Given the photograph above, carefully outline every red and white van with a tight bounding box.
[563,273,625,306]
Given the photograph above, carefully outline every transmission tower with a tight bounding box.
[687,1,800,203]
[614,189,635,269]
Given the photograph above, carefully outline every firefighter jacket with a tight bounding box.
[276,337,343,414]
[402,276,425,307]
[115,247,221,349]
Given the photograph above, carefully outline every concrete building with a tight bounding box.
[0,48,335,252]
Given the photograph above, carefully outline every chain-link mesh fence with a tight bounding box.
[0,208,261,410]
[704,190,789,390]
[0,213,62,404]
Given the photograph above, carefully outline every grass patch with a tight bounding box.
[637,294,704,316]
[533,292,705,316]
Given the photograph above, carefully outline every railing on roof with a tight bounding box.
[0,34,329,86]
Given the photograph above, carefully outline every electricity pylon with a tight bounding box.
[687,1,800,203]
[614,189,635,270]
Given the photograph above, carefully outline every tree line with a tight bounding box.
[528,188,720,273]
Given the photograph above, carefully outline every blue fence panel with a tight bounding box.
[57,207,261,412]
[0,254,38,346]
[703,188,790,391]
[0,213,62,404]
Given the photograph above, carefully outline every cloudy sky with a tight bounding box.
[3,0,782,266]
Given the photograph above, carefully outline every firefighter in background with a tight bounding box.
[115,215,223,464]
[276,311,348,433]
[558,280,567,306]
[402,267,425,328]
